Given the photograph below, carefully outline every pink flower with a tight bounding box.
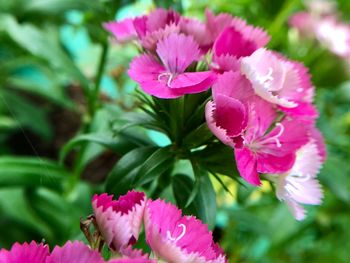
[241,48,316,118]
[234,99,309,185]
[128,33,216,98]
[46,241,104,263]
[0,241,49,263]
[315,17,350,58]
[289,12,317,38]
[144,199,227,263]
[104,8,180,50]
[273,141,324,220]
[92,191,146,252]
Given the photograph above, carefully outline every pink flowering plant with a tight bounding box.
[1,1,337,262]
[103,7,326,221]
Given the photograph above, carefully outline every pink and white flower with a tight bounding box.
[92,191,146,252]
[271,140,324,220]
[128,33,216,98]
[144,199,227,263]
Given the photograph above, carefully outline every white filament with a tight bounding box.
[166,224,186,243]
[158,72,174,87]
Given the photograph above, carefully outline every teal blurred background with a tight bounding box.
[1,0,350,262]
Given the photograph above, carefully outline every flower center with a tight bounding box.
[158,72,174,87]
[256,67,274,89]
[166,223,186,243]
[261,122,284,148]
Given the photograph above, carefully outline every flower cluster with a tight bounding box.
[290,0,350,58]
[92,190,227,263]
[105,8,326,220]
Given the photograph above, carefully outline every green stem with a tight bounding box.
[68,42,109,191]
[88,41,109,118]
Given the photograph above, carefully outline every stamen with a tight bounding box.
[158,72,174,87]
[166,223,186,243]
[262,122,284,148]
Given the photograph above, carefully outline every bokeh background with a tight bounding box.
[1,0,350,262]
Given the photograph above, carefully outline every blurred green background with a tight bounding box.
[0,0,350,262]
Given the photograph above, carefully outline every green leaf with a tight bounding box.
[134,146,175,185]
[172,173,217,229]
[106,146,159,196]
[0,14,90,92]
[0,188,54,246]
[194,142,239,178]
[183,123,213,149]
[25,188,78,242]
[59,131,155,164]
[0,156,68,190]
[0,89,52,139]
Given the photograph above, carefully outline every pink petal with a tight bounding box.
[279,101,319,120]
[211,54,240,72]
[128,54,182,98]
[257,152,296,174]
[92,191,146,252]
[214,27,258,58]
[214,94,247,137]
[231,17,270,48]
[310,127,327,162]
[128,54,165,83]
[46,241,103,263]
[285,199,306,221]
[133,16,148,38]
[104,19,137,42]
[212,71,254,102]
[144,199,226,262]
[241,48,300,108]
[170,71,217,94]
[141,24,180,51]
[156,33,200,73]
[205,9,234,40]
[205,101,235,147]
[274,141,324,220]
[179,17,212,48]
[234,147,260,186]
[0,241,49,263]
[146,8,180,32]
